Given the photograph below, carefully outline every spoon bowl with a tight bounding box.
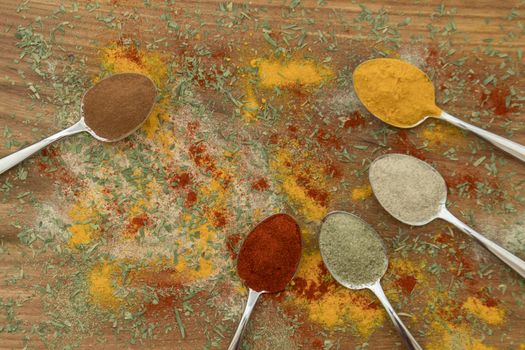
[319,211,422,350]
[0,73,157,176]
[369,153,525,278]
[354,58,525,162]
[228,213,302,350]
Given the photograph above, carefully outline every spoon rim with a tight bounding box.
[369,153,448,226]
[318,210,389,290]
[80,72,158,143]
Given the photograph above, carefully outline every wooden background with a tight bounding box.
[0,0,524,349]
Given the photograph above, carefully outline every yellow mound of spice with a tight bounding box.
[351,184,372,202]
[353,58,441,127]
[67,196,103,248]
[462,297,505,325]
[255,58,333,89]
[88,261,122,309]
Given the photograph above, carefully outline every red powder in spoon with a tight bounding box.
[237,214,302,293]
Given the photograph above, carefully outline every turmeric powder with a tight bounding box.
[353,58,441,127]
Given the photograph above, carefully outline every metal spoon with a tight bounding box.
[0,73,157,175]
[369,153,525,279]
[228,213,302,350]
[354,58,525,163]
[319,211,422,350]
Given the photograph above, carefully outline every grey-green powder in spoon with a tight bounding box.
[319,212,387,288]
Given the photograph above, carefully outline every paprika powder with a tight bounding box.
[237,213,302,292]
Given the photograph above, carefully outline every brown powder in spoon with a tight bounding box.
[82,73,157,141]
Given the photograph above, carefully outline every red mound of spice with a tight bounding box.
[237,214,302,293]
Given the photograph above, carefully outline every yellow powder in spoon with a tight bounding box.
[353,58,442,127]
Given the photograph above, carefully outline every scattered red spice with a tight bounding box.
[212,210,227,228]
[396,274,417,295]
[316,128,343,151]
[343,111,366,129]
[115,40,142,66]
[37,146,78,186]
[237,214,301,292]
[251,178,269,191]
[481,85,516,116]
[291,261,337,300]
[123,213,149,238]
[185,60,223,88]
[167,171,192,189]
[189,142,214,172]
[269,133,280,145]
[325,161,343,178]
[226,233,242,259]
[425,47,441,68]
[296,174,329,206]
[144,294,178,317]
[472,289,499,307]
[392,131,427,160]
[444,170,500,199]
[435,232,452,244]
[311,338,323,349]
[184,191,197,208]
[444,172,480,196]
[448,250,475,277]
[187,121,200,137]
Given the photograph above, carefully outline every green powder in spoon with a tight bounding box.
[319,212,387,287]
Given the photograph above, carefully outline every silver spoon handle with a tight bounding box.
[0,120,86,176]
[440,111,525,163]
[439,208,525,279]
[369,282,422,350]
[228,288,262,350]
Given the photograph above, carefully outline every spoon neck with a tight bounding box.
[247,288,263,305]
[227,288,263,350]
[61,119,88,138]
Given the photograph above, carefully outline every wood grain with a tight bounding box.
[0,1,524,349]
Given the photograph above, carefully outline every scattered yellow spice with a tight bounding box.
[426,321,495,350]
[288,251,385,337]
[88,261,122,309]
[351,184,372,201]
[255,58,333,89]
[100,43,171,142]
[421,122,463,146]
[269,147,327,222]
[241,82,260,121]
[100,44,167,87]
[142,98,172,142]
[462,297,505,325]
[353,58,441,127]
[67,199,102,248]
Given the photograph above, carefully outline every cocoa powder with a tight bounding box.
[83,73,156,140]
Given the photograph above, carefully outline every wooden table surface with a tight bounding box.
[1,0,524,349]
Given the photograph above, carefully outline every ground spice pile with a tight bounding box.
[83,73,157,140]
[319,212,387,287]
[353,58,442,127]
[237,214,302,292]
[369,153,447,225]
